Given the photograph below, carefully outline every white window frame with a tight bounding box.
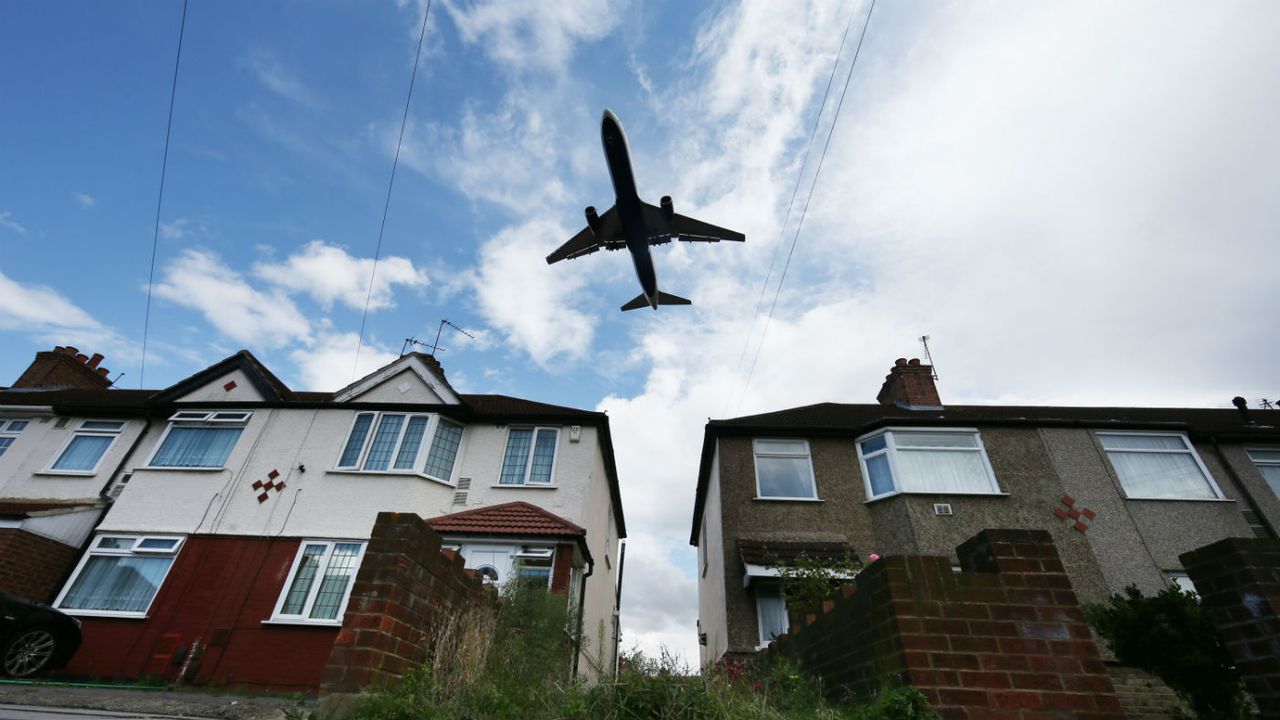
[1167,571,1198,596]
[268,539,367,626]
[513,545,556,589]
[0,418,30,457]
[1247,448,1280,495]
[44,419,126,475]
[497,426,560,486]
[1097,431,1224,501]
[752,439,819,500]
[145,411,251,469]
[755,581,789,649]
[54,534,185,618]
[333,412,463,484]
[855,427,1001,501]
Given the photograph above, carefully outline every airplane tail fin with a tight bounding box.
[620,291,692,312]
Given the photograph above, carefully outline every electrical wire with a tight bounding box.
[734,0,877,415]
[722,0,863,417]
[139,0,189,388]
[353,0,433,379]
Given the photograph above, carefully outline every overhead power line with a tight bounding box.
[353,0,433,379]
[733,0,877,415]
[139,0,189,388]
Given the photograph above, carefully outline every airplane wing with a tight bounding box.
[545,206,622,264]
[641,203,745,244]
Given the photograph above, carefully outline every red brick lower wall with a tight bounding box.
[61,535,337,692]
[323,512,490,693]
[1181,537,1280,719]
[0,528,80,603]
[763,529,1124,719]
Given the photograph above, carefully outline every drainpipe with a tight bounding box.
[612,541,626,677]
[571,552,593,678]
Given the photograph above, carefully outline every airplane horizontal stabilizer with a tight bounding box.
[656,291,692,306]
[620,294,650,312]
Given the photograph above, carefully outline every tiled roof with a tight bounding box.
[0,388,155,410]
[0,500,101,518]
[428,501,586,538]
[738,539,860,566]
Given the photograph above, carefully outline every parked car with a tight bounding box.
[0,590,82,677]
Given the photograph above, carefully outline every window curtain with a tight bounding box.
[53,434,113,471]
[339,414,374,467]
[1106,451,1215,499]
[865,453,894,496]
[529,429,557,483]
[152,427,243,467]
[424,421,463,479]
[896,449,990,493]
[61,556,173,612]
[756,585,789,644]
[500,429,533,484]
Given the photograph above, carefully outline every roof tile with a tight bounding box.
[427,501,585,538]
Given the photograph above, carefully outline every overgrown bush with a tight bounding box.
[1085,584,1249,719]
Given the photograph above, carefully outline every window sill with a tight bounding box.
[1124,496,1235,503]
[753,497,822,503]
[135,466,228,472]
[491,483,557,489]
[864,491,1010,506]
[58,609,148,620]
[261,618,344,628]
[34,470,98,477]
[327,468,456,487]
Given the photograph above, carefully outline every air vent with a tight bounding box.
[457,477,472,490]
[452,491,468,505]
[933,503,953,516]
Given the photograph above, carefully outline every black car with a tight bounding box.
[0,589,82,677]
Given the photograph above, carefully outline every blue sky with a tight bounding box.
[3,1,1280,663]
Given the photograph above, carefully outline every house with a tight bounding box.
[0,347,625,688]
[691,357,1280,667]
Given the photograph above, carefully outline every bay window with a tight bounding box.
[857,428,1000,499]
[335,412,464,482]
[499,427,558,485]
[149,411,249,468]
[271,540,366,624]
[49,420,125,473]
[56,535,183,616]
[1099,433,1221,500]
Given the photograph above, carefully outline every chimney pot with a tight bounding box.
[64,346,79,356]
[908,358,921,366]
[74,353,88,364]
[877,357,942,408]
[98,367,110,377]
[894,358,908,367]
[54,345,65,354]
[88,353,104,369]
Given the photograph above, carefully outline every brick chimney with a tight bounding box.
[11,346,112,390]
[876,357,941,408]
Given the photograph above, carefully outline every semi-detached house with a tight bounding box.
[691,357,1280,668]
[0,347,625,689]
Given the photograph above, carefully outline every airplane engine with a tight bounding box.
[585,206,601,235]
[660,196,674,224]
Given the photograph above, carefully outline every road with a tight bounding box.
[0,706,200,720]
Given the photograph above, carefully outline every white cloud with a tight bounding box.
[152,249,312,349]
[159,219,190,240]
[72,192,96,208]
[245,51,320,107]
[253,240,428,312]
[440,0,623,72]
[0,267,137,364]
[470,218,596,366]
[0,211,27,235]
[289,329,400,391]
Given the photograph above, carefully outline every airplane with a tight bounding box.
[546,109,745,311]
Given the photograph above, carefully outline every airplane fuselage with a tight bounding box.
[601,111,660,308]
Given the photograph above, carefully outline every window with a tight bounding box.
[1248,449,1280,496]
[49,420,125,473]
[271,541,366,624]
[499,427,558,485]
[514,546,554,588]
[856,429,999,499]
[56,535,183,616]
[1098,433,1221,500]
[753,439,817,499]
[756,583,789,648]
[1167,572,1198,596]
[149,412,249,468]
[336,412,463,482]
[0,419,29,457]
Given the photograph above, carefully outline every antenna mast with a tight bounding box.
[919,335,939,381]
[403,319,476,356]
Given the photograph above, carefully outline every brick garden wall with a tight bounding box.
[1181,537,1280,719]
[322,511,491,694]
[0,528,79,603]
[763,529,1124,719]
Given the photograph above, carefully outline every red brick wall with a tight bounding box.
[764,529,1123,719]
[323,512,490,693]
[0,528,80,603]
[1180,537,1280,718]
[62,535,337,692]
[12,348,111,389]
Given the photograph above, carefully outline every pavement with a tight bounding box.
[0,684,312,720]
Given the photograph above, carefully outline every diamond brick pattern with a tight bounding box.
[1056,495,1096,533]
[427,501,585,538]
[252,470,285,503]
[268,469,279,479]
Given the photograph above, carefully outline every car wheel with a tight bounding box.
[2,626,58,678]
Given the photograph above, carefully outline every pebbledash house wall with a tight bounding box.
[699,424,1273,665]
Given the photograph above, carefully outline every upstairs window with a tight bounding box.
[753,440,818,499]
[0,418,30,457]
[1248,449,1280,496]
[336,412,463,482]
[149,412,249,468]
[56,534,183,616]
[499,427,558,485]
[271,540,366,624]
[856,429,999,499]
[49,420,125,473]
[1098,432,1221,500]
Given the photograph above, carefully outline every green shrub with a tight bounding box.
[1085,584,1248,719]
